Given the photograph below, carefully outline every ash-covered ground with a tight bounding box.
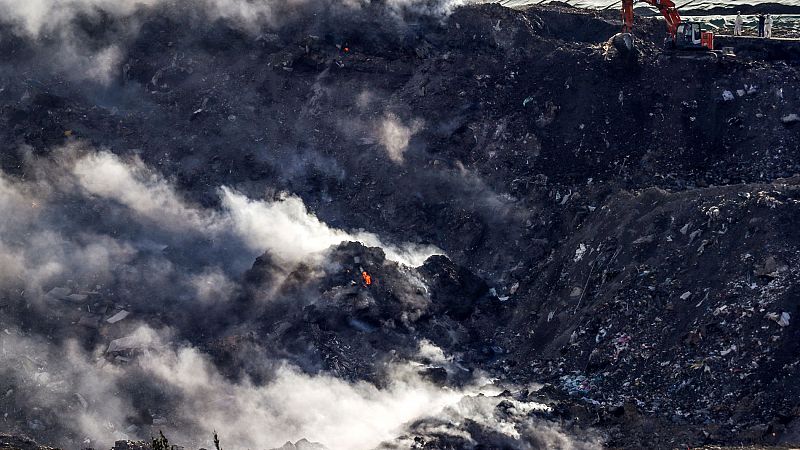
[0,1,799,449]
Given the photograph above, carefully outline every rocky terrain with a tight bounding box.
[0,1,799,449]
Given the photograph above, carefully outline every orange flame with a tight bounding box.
[362,271,372,286]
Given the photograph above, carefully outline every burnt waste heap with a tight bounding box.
[0,1,799,449]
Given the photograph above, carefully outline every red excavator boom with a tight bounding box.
[622,0,681,37]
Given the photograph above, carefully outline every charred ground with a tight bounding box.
[0,1,799,449]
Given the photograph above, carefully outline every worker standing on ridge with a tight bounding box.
[765,14,773,38]
[734,11,743,36]
[758,13,766,37]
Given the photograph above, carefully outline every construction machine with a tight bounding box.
[622,0,714,50]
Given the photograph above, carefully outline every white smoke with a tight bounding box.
[0,0,464,36]
[0,168,138,298]
[73,150,440,267]
[1,326,599,450]
[73,152,223,235]
[377,113,423,164]
[220,188,440,267]
[0,145,441,319]
[140,346,468,450]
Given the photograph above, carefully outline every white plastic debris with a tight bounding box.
[106,310,130,324]
[781,114,800,124]
[736,89,746,97]
[766,312,790,327]
[680,291,692,300]
[107,334,149,353]
[722,90,735,101]
[573,243,587,262]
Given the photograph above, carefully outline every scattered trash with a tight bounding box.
[722,90,735,101]
[720,344,737,356]
[767,312,791,327]
[613,333,631,359]
[781,113,800,124]
[560,373,601,396]
[107,335,150,354]
[573,243,587,262]
[106,310,130,324]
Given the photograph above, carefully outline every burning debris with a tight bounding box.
[0,0,799,449]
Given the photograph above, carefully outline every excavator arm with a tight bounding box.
[622,0,682,38]
[621,0,715,50]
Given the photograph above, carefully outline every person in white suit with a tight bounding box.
[765,14,774,38]
[734,12,743,36]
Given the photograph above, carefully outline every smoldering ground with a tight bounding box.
[0,143,593,449]
[0,143,479,449]
[0,0,605,448]
[0,143,439,331]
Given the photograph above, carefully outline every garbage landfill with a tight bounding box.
[0,1,798,450]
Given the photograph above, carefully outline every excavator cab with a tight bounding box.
[674,22,714,50]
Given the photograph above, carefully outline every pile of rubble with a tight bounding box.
[501,181,800,447]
